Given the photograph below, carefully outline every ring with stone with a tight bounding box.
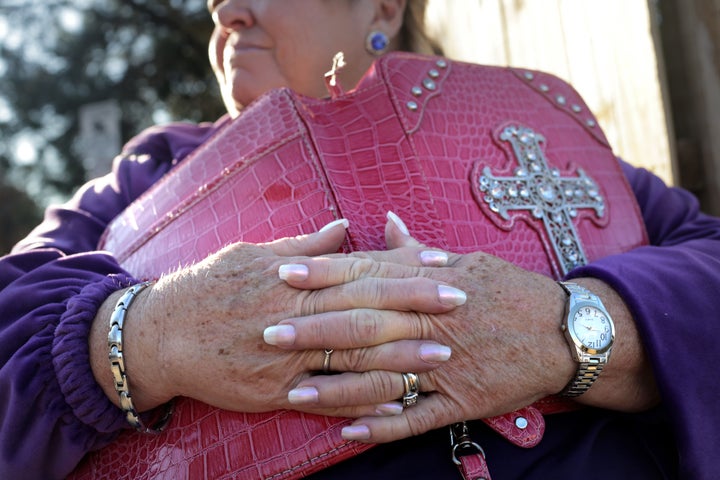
[401,372,420,408]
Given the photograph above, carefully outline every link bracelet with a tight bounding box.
[108,281,174,434]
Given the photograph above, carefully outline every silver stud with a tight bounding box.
[423,78,437,91]
[571,104,582,113]
[411,86,423,97]
[515,416,529,429]
[406,101,418,111]
[586,119,597,128]
[524,71,534,81]
[556,95,566,105]
[428,69,440,79]
[436,59,448,68]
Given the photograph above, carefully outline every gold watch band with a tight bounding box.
[561,357,605,397]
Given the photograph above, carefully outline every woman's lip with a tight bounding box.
[227,38,267,52]
[232,44,264,52]
[225,44,266,66]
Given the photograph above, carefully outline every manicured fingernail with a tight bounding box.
[419,343,452,362]
[319,218,349,232]
[420,250,448,267]
[341,424,371,440]
[278,264,309,282]
[288,386,318,405]
[375,402,404,416]
[386,211,410,236]
[263,325,296,346]
[438,285,467,306]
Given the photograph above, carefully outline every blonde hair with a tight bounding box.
[399,0,443,55]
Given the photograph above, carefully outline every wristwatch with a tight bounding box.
[558,282,615,397]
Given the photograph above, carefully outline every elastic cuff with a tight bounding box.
[53,273,137,433]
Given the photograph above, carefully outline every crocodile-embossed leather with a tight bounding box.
[72,53,648,479]
[458,453,491,480]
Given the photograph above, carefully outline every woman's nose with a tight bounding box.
[214,0,255,31]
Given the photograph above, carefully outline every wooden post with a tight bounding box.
[656,0,720,214]
[426,0,675,188]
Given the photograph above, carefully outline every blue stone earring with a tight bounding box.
[365,31,389,56]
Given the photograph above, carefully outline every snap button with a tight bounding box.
[514,416,529,429]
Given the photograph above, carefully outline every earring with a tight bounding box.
[365,31,389,56]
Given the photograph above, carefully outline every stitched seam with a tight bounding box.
[263,441,355,480]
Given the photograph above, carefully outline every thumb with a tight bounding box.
[265,218,349,257]
[385,211,425,250]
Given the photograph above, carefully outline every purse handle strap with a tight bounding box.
[451,422,492,480]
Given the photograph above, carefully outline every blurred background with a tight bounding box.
[1,0,718,254]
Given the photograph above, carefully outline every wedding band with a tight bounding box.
[322,349,334,373]
[401,372,420,408]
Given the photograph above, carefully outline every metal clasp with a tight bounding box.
[450,422,485,466]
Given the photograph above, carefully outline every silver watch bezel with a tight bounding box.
[565,297,615,356]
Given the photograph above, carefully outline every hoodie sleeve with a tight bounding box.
[567,160,720,480]
[0,121,221,480]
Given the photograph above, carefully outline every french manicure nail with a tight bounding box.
[420,250,448,267]
[386,211,410,236]
[278,264,309,282]
[341,425,371,440]
[288,386,319,405]
[438,285,467,306]
[419,343,452,363]
[263,325,296,346]
[375,402,404,416]
[319,218,349,232]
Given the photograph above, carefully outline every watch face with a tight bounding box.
[571,306,613,351]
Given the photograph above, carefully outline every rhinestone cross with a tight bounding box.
[478,125,605,275]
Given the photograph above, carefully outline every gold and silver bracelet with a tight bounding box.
[108,281,173,434]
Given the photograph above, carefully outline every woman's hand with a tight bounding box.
[267,247,571,435]
[89,219,463,416]
[265,214,659,443]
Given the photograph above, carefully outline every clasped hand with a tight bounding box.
[128,214,654,444]
[258,214,573,443]
[138,216,517,417]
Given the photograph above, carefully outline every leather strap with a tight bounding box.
[457,453,491,480]
[451,422,492,480]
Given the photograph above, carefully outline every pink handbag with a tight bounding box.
[71,52,647,479]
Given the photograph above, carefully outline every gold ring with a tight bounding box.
[322,349,334,373]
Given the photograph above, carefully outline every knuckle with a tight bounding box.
[296,289,323,316]
[414,313,436,339]
[343,347,377,372]
[347,258,377,281]
[348,309,384,344]
[304,315,331,345]
[366,371,397,401]
[356,278,386,307]
[405,412,431,436]
[405,402,442,436]
[327,374,363,406]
